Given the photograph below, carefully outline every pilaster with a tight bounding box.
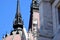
[39,0,53,40]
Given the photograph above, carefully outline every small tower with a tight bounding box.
[13,0,23,30]
[29,0,40,31]
[28,0,40,40]
[2,0,24,40]
[12,0,23,38]
[3,0,27,40]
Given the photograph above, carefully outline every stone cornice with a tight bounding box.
[39,0,55,5]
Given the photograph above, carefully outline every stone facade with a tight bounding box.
[39,0,53,40]
[39,0,60,40]
[28,0,40,40]
[28,0,60,40]
[28,11,40,40]
[2,0,60,40]
[52,0,60,40]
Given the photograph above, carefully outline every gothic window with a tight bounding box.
[33,19,38,26]
[58,6,60,24]
[33,24,36,27]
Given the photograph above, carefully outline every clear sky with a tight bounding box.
[0,0,31,40]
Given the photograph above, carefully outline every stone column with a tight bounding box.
[39,0,53,40]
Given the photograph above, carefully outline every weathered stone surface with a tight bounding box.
[39,0,53,37]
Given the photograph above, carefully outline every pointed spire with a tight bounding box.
[16,0,20,15]
[13,0,23,29]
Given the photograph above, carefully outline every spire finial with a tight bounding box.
[17,0,20,13]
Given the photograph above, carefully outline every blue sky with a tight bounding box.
[0,0,31,40]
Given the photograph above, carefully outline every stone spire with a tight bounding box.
[13,0,23,29]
